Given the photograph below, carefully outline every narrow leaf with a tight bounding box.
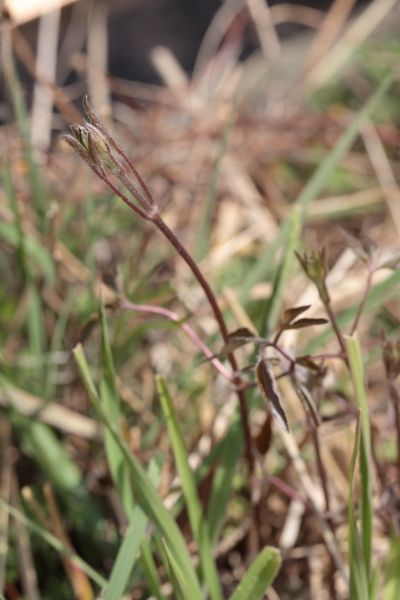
[207,416,242,544]
[104,505,148,600]
[348,417,369,599]
[345,334,373,586]
[99,295,135,515]
[0,498,106,588]
[217,328,256,359]
[280,305,311,326]
[293,382,320,428]
[228,546,281,600]
[73,344,202,600]
[162,539,193,600]
[285,317,328,330]
[256,359,289,431]
[263,204,302,335]
[157,375,223,600]
[383,535,400,599]
[296,355,324,372]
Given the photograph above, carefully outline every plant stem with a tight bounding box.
[120,298,232,380]
[389,381,400,477]
[310,426,330,512]
[324,300,347,359]
[351,265,373,335]
[153,214,254,473]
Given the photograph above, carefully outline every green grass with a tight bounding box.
[2,21,400,600]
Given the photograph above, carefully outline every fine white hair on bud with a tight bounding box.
[61,97,158,221]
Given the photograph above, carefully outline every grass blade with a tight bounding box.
[262,204,302,335]
[161,538,193,600]
[345,334,373,587]
[16,417,81,492]
[0,497,106,588]
[103,505,148,600]
[207,416,242,545]
[305,269,400,354]
[296,69,396,218]
[1,29,47,228]
[0,220,55,282]
[156,375,223,600]
[347,417,369,599]
[228,546,281,600]
[241,68,396,309]
[99,302,166,596]
[99,295,135,515]
[196,108,236,260]
[383,535,400,599]
[140,539,167,600]
[73,344,203,600]
[104,460,162,600]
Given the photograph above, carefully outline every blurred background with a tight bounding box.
[1,0,387,145]
[2,1,400,599]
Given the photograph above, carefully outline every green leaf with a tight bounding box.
[140,539,167,600]
[347,417,369,600]
[263,204,302,335]
[157,375,223,600]
[20,419,81,492]
[305,269,400,354]
[241,68,396,311]
[0,220,55,283]
[207,416,242,544]
[228,546,281,600]
[73,344,203,600]
[296,69,396,218]
[99,295,135,516]
[196,106,236,260]
[161,538,194,600]
[104,460,162,600]
[2,36,47,229]
[103,505,148,600]
[345,334,372,583]
[0,497,106,588]
[383,535,400,599]
[27,283,46,359]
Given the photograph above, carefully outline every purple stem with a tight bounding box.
[121,298,233,380]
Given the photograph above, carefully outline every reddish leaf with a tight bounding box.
[199,327,256,363]
[254,413,273,455]
[217,327,256,358]
[280,305,311,327]
[256,359,289,432]
[285,317,328,331]
[296,355,323,372]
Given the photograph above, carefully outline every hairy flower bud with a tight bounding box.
[61,96,158,221]
[296,249,330,304]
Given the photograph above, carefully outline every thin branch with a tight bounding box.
[120,298,232,381]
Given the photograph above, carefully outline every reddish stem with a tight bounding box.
[121,298,232,380]
[153,214,254,473]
